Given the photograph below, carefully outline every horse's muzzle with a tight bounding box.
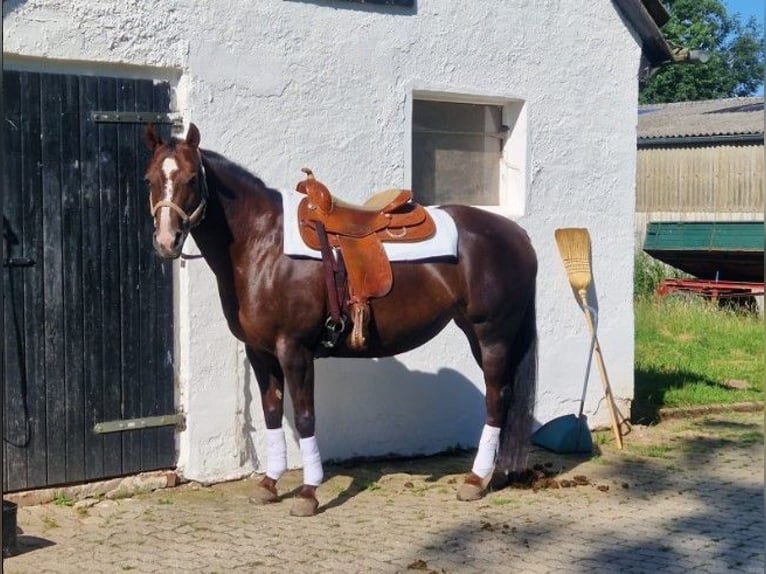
[153,230,184,259]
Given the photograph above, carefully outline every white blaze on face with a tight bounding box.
[156,157,179,246]
[161,157,178,200]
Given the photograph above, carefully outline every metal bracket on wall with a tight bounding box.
[90,111,183,128]
[93,413,186,435]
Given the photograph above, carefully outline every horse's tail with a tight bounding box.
[497,290,538,473]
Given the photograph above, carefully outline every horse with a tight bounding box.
[143,123,538,517]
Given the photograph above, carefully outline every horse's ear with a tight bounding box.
[145,123,162,151]
[186,123,201,149]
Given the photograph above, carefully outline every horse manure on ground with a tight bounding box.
[501,465,610,492]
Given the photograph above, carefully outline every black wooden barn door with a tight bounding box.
[3,70,177,491]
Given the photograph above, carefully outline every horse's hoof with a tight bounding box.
[249,484,279,505]
[456,482,485,501]
[290,496,319,517]
[456,472,491,501]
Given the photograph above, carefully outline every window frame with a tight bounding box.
[406,90,528,217]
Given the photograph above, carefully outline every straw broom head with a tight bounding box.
[554,228,593,297]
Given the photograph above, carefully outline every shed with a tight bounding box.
[3,0,668,489]
[636,97,765,246]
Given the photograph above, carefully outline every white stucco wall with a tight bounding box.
[4,0,640,483]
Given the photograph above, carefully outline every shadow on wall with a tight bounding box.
[253,357,486,462]
[239,352,550,468]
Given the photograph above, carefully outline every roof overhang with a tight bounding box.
[613,0,672,66]
[638,133,765,148]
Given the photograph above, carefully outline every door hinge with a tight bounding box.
[90,111,183,127]
[3,256,36,268]
[93,413,185,434]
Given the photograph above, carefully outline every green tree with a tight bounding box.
[639,0,765,103]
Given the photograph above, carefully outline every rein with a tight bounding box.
[150,152,209,230]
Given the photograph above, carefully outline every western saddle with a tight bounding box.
[296,168,436,350]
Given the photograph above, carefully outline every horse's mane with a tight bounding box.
[199,148,282,202]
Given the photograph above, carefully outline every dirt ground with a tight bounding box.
[4,410,764,573]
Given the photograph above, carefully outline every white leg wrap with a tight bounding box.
[471,424,500,478]
[265,427,287,481]
[299,436,324,486]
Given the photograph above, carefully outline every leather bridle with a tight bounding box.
[150,153,209,231]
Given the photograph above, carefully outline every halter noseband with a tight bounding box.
[150,153,209,230]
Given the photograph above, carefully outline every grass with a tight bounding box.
[633,251,690,298]
[53,493,74,507]
[362,481,381,492]
[626,444,674,459]
[592,431,610,446]
[738,431,764,445]
[41,515,59,529]
[633,288,764,423]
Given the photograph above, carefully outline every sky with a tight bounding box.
[722,0,764,27]
[721,0,764,95]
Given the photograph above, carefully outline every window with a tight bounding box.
[411,95,527,214]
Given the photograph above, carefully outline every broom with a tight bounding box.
[554,228,624,450]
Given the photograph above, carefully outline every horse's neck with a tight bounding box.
[197,154,282,252]
[189,156,282,332]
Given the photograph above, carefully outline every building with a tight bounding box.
[3,0,671,489]
[636,97,765,246]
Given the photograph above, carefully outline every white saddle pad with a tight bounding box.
[281,190,458,261]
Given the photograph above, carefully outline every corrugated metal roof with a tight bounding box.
[638,97,764,139]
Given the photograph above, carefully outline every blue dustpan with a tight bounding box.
[531,414,593,454]
[531,304,598,454]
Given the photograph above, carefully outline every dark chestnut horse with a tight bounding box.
[144,123,538,516]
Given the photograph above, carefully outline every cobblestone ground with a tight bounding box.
[4,411,764,573]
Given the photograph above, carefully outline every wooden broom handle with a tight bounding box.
[578,290,624,450]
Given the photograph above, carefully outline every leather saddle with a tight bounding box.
[295,168,436,350]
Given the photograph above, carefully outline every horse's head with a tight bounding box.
[144,123,208,259]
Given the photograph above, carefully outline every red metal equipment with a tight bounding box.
[657,278,765,300]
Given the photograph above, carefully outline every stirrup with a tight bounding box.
[321,315,346,349]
